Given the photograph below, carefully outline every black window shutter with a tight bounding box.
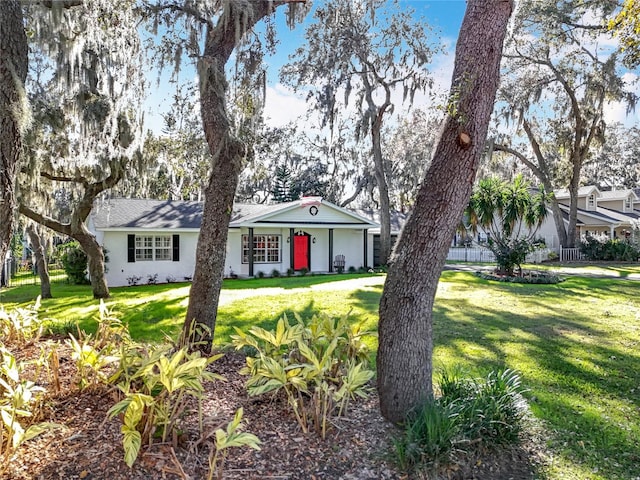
[127,234,135,263]
[172,234,180,262]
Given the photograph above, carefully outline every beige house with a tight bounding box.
[552,186,640,241]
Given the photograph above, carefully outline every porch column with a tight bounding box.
[248,228,254,277]
[610,225,615,238]
[289,228,295,271]
[328,229,334,273]
[363,229,368,269]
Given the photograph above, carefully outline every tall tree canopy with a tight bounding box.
[136,0,309,348]
[18,1,144,299]
[281,0,441,265]
[609,0,640,68]
[0,1,29,269]
[494,0,636,248]
[377,0,514,423]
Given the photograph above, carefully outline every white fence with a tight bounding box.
[559,247,583,262]
[446,247,555,264]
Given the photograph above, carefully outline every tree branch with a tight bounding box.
[19,204,72,237]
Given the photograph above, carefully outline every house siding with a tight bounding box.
[102,230,199,286]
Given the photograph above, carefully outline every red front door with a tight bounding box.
[294,234,309,270]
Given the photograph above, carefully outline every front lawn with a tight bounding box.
[1,270,639,479]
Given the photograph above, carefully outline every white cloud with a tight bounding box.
[263,83,310,128]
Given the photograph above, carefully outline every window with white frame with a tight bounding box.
[625,197,631,211]
[135,235,172,261]
[587,194,595,209]
[242,234,281,263]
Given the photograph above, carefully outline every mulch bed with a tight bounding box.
[4,339,548,480]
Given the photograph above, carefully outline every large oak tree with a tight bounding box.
[0,1,29,269]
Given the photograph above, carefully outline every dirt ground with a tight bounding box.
[4,340,548,480]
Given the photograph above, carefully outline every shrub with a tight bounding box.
[271,269,281,278]
[108,344,223,466]
[166,275,176,283]
[393,368,528,474]
[257,271,265,279]
[347,266,356,274]
[580,234,640,261]
[66,301,126,391]
[232,313,374,439]
[0,346,59,473]
[59,241,88,285]
[126,275,142,286]
[146,273,158,285]
[286,268,294,277]
[0,297,44,346]
[298,267,309,276]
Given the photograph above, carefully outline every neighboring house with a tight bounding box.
[454,184,640,250]
[553,186,640,242]
[89,197,379,287]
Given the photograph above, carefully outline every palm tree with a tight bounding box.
[465,175,550,275]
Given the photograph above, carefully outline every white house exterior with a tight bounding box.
[89,198,379,287]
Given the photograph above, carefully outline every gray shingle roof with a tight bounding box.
[92,199,204,229]
[92,198,378,229]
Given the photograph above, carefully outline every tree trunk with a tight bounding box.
[75,231,109,299]
[19,204,110,299]
[183,1,295,349]
[0,1,28,268]
[371,114,392,266]
[25,223,52,299]
[377,0,514,424]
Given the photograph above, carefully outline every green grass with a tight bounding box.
[1,270,639,479]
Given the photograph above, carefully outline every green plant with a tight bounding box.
[271,269,281,278]
[257,271,265,279]
[580,234,640,261]
[392,398,459,472]
[66,301,127,390]
[0,346,59,473]
[298,267,309,276]
[286,268,294,277]
[393,368,528,474]
[59,241,88,285]
[231,312,374,439]
[347,266,356,274]
[0,297,44,346]
[207,407,261,480]
[108,344,223,467]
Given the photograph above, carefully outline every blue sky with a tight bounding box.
[144,1,468,133]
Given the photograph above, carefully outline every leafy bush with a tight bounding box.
[66,301,126,391]
[108,344,223,466]
[393,368,528,474]
[232,313,374,439]
[298,267,309,276]
[127,275,142,286]
[59,241,88,284]
[166,275,176,283]
[271,269,281,278]
[0,297,44,346]
[580,234,640,261]
[0,346,59,473]
[347,266,357,274]
[257,271,265,279]
[146,273,158,285]
[286,268,294,277]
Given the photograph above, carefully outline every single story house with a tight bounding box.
[89,197,379,287]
